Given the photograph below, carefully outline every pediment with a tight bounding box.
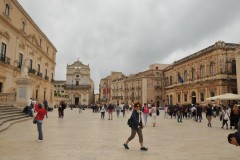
[0,31,11,40]
[19,40,25,49]
[27,34,39,46]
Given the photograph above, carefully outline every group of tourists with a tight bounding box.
[28,99,240,148]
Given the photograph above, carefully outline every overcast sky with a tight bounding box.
[18,0,240,93]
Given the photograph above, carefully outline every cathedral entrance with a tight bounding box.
[75,97,79,105]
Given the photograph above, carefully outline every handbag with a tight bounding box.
[33,118,37,124]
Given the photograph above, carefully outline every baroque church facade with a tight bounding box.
[54,60,94,106]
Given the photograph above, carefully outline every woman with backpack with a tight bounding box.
[123,103,148,151]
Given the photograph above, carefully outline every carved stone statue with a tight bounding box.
[21,58,29,78]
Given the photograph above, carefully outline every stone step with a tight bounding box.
[0,117,32,132]
[0,113,27,120]
[0,110,23,115]
[0,114,29,127]
[0,108,22,112]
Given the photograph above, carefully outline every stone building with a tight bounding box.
[0,0,57,107]
[111,72,126,104]
[99,75,112,103]
[54,60,94,106]
[99,41,239,107]
[236,46,240,94]
[99,64,168,106]
[163,41,239,106]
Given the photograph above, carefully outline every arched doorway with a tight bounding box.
[191,92,196,104]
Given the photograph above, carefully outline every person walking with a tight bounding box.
[230,104,240,129]
[150,104,157,127]
[100,104,106,119]
[43,99,48,118]
[222,106,230,129]
[108,103,114,120]
[206,104,213,127]
[142,103,149,126]
[116,102,121,118]
[34,103,47,142]
[164,105,169,118]
[123,103,148,151]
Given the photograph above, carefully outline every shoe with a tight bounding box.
[123,143,129,149]
[140,147,148,151]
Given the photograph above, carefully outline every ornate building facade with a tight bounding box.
[163,41,239,106]
[54,60,94,106]
[0,0,57,107]
[236,46,240,94]
[99,41,239,106]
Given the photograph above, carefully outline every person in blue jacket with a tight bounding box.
[123,103,148,151]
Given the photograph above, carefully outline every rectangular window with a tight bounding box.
[76,81,79,85]
[45,69,47,76]
[200,93,204,102]
[19,53,23,68]
[29,59,33,70]
[38,64,40,73]
[1,43,7,60]
[210,91,215,97]
[178,94,181,103]
[0,82,2,93]
[184,94,187,102]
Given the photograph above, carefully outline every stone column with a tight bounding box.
[236,47,240,95]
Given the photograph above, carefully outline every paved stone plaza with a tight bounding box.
[0,108,239,160]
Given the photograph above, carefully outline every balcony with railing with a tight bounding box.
[29,68,36,75]
[45,76,49,81]
[0,56,10,65]
[37,72,42,78]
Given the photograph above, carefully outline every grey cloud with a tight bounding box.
[18,0,240,92]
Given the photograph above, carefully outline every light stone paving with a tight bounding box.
[0,108,239,160]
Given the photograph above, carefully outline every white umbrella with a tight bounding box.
[206,93,240,101]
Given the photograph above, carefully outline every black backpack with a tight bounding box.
[127,116,134,128]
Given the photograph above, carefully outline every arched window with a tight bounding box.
[200,65,205,78]
[22,21,26,32]
[184,70,188,81]
[5,4,10,16]
[170,76,172,85]
[210,62,215,75]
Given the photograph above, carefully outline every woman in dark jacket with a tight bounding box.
[206,104,213,127]
[123,103,148,151]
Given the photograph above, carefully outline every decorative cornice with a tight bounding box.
[0,31,11,40]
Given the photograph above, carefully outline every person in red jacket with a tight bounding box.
[34,103,47,142]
